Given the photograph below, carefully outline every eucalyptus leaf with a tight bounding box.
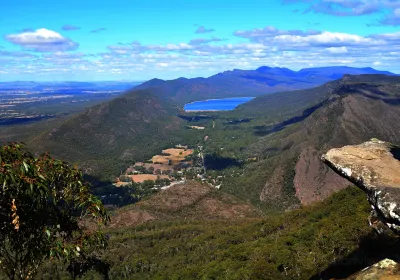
[0,143,109,280]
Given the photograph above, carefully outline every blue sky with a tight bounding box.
[1,0,400,81]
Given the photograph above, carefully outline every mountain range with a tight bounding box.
[135,66,397,104]
[3,66,399,209]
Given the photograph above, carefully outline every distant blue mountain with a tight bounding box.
[297,66,396,79]
[255,66,298,77]
[135,66,397,104]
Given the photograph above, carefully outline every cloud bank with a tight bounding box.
[2,25,400,80]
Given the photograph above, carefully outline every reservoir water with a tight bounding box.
[184,97,254,111]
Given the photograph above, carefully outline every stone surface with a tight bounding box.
[344,259,400,280]
[322,139,400,235]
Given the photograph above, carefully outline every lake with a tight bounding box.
[184,97,254,111]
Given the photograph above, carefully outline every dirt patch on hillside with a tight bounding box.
[114,181,131,187]
[135,163,175,172]
[151,148,193,164]
[109,210,155,228]
[162,148,193,157]
[127,174,169,183]
[150,156,171,164]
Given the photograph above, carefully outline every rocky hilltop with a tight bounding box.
[322,139,400,235]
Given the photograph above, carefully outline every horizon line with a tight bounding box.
[0,65,398,83]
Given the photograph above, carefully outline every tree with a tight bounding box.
[120,175,132,182]
[0,143,110,280]
[148,166,155,174]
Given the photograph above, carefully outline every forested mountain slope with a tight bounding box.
[30,88,184,180]
[222,75,400,208]
[36,186,396,280]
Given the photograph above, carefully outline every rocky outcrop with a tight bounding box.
[322,139,400,235]
[344,259,400,280]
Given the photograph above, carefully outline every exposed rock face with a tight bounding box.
[294,146,349,204]
[344,259,400,280]
[322,139,400,235]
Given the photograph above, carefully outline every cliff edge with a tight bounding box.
[322,139,400,235]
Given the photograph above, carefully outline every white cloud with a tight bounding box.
[326,46,348,53]
[234,26,321,39]
[5,28,78,52]
[371,31,400,41]
[273,31,380,47]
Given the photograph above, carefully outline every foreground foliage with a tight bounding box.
[0,143,109,279]
[36,186,381,279]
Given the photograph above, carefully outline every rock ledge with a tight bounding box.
[344,258,400,280]
[322,139,400,234]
